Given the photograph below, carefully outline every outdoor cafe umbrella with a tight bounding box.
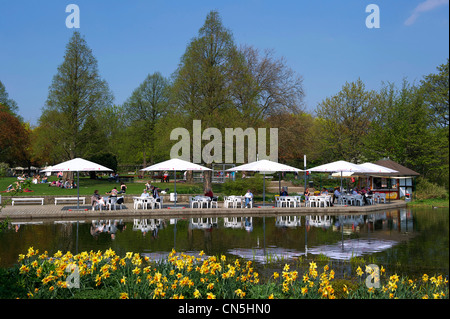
[330,162,399,193]
[226,159,303,207]
[141,158,211,207]
[41,158,113,209]
[307,160,373,192]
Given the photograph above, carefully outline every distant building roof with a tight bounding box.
[373,159,420,176]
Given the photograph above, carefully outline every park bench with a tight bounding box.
[11,198,44,206]
[54,197,86,205]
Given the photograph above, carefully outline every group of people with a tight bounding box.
[91,186,126,209]
[140,185,161,202]
[48,179,76,189]
[302,186,373,205]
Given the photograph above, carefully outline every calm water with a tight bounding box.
[0,207,448,277]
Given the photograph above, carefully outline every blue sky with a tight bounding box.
[0,0,448,126]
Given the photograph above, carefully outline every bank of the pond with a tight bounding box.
[0,199,407,221]
[407,198,449,208]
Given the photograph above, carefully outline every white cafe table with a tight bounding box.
[277,196,302,207]
[306,195,332,207]
[193,196,212,208]
[133,196,153,210]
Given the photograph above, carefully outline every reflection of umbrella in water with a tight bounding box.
[307,238,398,260]
[227,247,305,264]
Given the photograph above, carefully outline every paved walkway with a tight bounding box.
[0,200,407,221]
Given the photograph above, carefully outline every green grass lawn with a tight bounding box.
[0,176,212,197]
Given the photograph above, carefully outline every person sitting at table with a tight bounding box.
[280,187,288,196]
[321,187,329,195]
[360,187,369,205]
[106,187,118,197]
[141,189,150,198]
[91,190,105,209]
[244,189,253,208]
[204,188,214,199]
[304,188,311,200]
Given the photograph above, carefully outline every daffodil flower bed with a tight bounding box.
[9,247,449,299]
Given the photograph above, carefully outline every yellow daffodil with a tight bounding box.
[356,266,364,277]
[343,284,349,294]
[132,267,141,275]
[301,287,308,295]
[235,289,246,298]
[120,292,129,299]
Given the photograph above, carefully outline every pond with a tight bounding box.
[0,207,448,278]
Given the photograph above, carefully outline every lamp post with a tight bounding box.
[304,155,307,194]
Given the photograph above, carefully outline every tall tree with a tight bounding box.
[420,59,449,130]
[367,80,449,188]
[37,31,113,162]
[171,10,240,129]
[0,104,30,166]
[123,72,170,167]
[0,80,20,117]
[234,46,304,125]
[315,79,377,163]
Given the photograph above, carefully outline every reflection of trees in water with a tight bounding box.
[54,222,74,252]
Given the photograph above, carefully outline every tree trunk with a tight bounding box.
[186,170,194,184]
[203,170,212,193]
[62,171,74,182]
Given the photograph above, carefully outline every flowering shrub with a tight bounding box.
[12,247,449,299]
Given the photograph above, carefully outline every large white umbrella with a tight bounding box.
[331,163,398,177]
[357,162,398,174]
[42,158,113,209]
[227,159,302,173]
[226,159,303,206]
[308,160,373,192]
[308,160,371,173]
[141,158,211,207]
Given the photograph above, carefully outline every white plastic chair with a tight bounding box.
[354,194,364,206]
[275,196,281,207]
[210,197,219,208]
[279,197,288,207]
[223,196,234,208]
[190,196,200,208]
[308,196,318,207]
[243,197,253,208]
[153,198,162,209]
[317,196,327,207]
[233,196,243,208]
